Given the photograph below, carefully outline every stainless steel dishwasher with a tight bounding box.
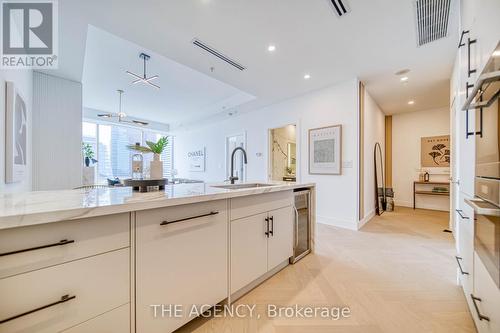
[290,188,311,263]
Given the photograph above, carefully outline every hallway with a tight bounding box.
[178,207,475,333]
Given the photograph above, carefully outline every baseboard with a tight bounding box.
[395,200,449,212]
[317,215,358,231]
[358,209,375,229]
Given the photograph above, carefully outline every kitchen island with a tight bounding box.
[0,182,315,333]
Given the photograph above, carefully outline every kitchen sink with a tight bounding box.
[211,183,275,190]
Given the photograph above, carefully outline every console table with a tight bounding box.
[413,181,450,209]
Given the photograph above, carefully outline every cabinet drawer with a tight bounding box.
[0,249,130,333]
[231,191,293,220]
[136,200,228,333]
[61,304,130,333]
[0,213,130,279]
[472,252,500,333]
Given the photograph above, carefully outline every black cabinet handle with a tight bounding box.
[455,209,469,220]
[467,37,477,77]
[470,294,490,321]
[160,211,219,226]
[465,82,476,139]
[0,239,75,257]
[269,216,274,236]
[458,30,469,48]
[0,294,76,324]
[265,217,270,237]
[455,256,469,275]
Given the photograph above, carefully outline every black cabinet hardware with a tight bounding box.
[458,30,469,48]
[0,294,76,324]
[467,37,477,77]
[455,209,469,220]
[455,256,469,275]
[160,211,219,226]
[470,294,490,321]
[465,82,477,139]
[265,217,270,237]
[269,216,274,236]
[0,239,75,257]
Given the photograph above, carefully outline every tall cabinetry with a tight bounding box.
[452,1,500,333]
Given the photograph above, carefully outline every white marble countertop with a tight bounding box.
[0,182,315,230]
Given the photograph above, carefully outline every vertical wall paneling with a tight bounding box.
[32,72,83,190]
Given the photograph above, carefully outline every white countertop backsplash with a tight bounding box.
[0,182,314,230]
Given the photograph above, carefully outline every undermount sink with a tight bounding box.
[211,183,275,190]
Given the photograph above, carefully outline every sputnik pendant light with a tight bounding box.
[126,53,160,89]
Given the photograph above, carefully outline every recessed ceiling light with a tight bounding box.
[400,76,409,82]
[267,44,276,52]
[408,100,415,105]
[304,74,311,80]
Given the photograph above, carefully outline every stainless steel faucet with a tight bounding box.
[229,147,248,184]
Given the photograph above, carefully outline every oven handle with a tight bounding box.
[465,198,500,216]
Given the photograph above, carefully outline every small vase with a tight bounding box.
[150,154,163,179]
[84,156,90,167]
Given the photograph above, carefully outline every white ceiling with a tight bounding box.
[48,0,459,123]
[82,26,254,126]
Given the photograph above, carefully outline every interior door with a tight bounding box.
[267,206,294,270]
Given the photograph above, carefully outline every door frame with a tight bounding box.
[267,122,300,182]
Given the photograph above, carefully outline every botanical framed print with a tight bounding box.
[421,135,450,167]
[5,81,28,183]
[309,125,342,175]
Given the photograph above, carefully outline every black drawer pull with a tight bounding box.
[458,30,469,48]
[455,256,469,275]
[455,209,469,220]
[265,217,270,237]
[470,294,490,321]
[269,216,274,236]
[0,239,75,257]
[160,211,219,226]
[467,37,477,77]
[0,294,76,324]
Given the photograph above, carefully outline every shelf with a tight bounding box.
[413,181,450,185]
[415,191,450,196]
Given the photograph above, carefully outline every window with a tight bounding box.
[82,121,174,184]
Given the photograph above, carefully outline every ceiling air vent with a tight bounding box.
[328,0,350,17]
[415,0,451,46]
[192,38,246,71]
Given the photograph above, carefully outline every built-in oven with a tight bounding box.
[466,41,500,288]
[466,197,500,288]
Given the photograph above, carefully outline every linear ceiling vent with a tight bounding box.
[328,0,350,17]
[192,38,246,71]
[415,0,451,46]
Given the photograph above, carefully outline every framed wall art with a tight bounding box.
[309,124,342,175]
[5,81,28,183]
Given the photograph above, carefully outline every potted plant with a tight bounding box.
[82,143,98,185]
[127,137,168,179]
[82,143,97,167]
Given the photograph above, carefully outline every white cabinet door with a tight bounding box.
[472,252,500,333]
[456,194,475,297]
[230,213,268,293]
[135,200,228,333]
[61,304,130,333]
[267,206,294,271]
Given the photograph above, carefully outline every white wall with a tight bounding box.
[174,78,360,229]
[32,72,83,190]
[363,90,385,223]
[392,107,450,211]
[0,69,33,193]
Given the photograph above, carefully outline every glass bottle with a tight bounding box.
[132,142,143,180]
